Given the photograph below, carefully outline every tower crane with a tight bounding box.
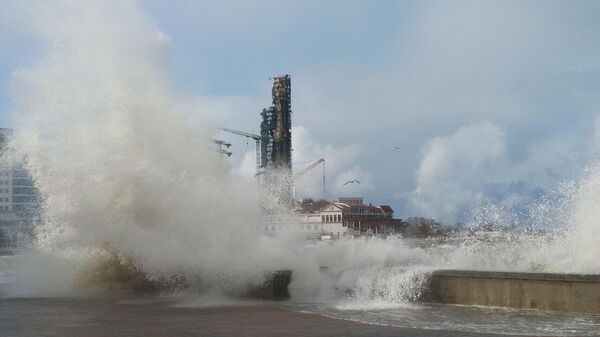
[218,127,262,173]
[190,134,232,157]
[294,158,325,193]
[210,138,232,157]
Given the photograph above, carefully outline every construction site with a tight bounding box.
[215,74,406,238]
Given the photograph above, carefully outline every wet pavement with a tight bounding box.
[0,296,519,337]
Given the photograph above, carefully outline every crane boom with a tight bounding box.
[218,127,263,182]
[210,138,231,148]
[216,148,232,157]
[190,134,232,157]
[294,158,325,193]
[294,158,324,178]
[218,127,260,140]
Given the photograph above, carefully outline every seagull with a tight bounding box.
[342,180,360,186]
[391,146,401,151]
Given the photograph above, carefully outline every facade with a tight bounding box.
[318,203,346,237]
[326,197,406,236]
[263,211,345,239]
[0,128,40,248]
[0,128,41,221]
[264,196,405,238]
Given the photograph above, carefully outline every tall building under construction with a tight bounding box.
[260,75,293,212]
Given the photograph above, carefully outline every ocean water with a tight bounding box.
[281,301,600,336]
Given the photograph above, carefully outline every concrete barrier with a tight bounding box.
[430,270,600,313]
[246,270,292,300]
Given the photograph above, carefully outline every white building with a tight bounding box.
[264,196,403,238]
[0,128,40,221]
[262,205,346,239]
[318,203,346,236]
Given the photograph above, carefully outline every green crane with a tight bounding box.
[218,127,262,174]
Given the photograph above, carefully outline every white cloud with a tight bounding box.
[291,126,372,198]
[407,115,600,223]
[417,122,506,188]
[408,122,506,221]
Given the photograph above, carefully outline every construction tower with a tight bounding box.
[260,75,293,212]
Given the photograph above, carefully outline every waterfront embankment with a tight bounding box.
[430,270,600,313]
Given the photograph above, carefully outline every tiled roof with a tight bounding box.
[380,205,393,213]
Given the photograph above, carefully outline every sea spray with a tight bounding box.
[546,164,600,273]
[6,0,269,295]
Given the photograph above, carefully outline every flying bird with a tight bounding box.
[342,180,360,186]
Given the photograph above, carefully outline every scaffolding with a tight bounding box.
[260,75,293,211]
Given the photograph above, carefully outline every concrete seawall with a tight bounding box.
[430,270,600,313]
[247,270,292,300]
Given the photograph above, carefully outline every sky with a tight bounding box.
[1,0,600,223]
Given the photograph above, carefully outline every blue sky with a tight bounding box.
[140,1,411,96]
[1,0,600,223]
